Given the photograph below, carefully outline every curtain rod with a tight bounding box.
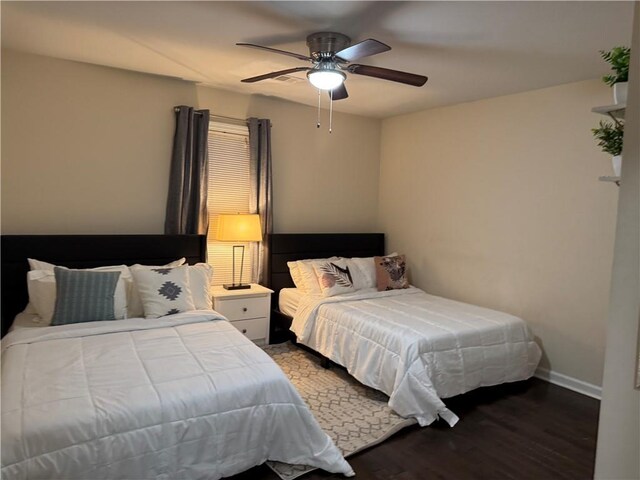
[173,107,247,125]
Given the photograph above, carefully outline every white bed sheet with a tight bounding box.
[290,287,541,428]
[1,312,353,479]
[279,288,306,317]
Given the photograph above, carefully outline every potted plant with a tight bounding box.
[600,46,631,104]
[592,120,624,177]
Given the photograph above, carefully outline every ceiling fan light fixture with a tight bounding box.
[307,69,346,90]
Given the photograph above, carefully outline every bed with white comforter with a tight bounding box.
[290,287,541,427]
[1,311,353,479]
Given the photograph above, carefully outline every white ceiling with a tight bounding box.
[1,1,634,118]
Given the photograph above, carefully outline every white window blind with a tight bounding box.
[207,121,255,286]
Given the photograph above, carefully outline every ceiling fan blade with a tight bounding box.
[241,67,311,83]
[236,43,312,62]
[347,64,427,87]
[329,83,349,101]
[335,39,390,62]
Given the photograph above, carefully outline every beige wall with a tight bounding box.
[1,50,380,234]
[1,50,198,233]
[379,80,619,386]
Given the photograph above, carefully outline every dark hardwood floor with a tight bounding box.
[229,379,599,480]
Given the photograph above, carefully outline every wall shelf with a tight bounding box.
[599,176,621,186]
[593,100,625,186]
[592,103,626,125]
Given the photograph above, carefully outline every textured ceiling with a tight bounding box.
[1,1,634,118]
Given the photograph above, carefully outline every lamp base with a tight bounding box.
[223,283,251,290]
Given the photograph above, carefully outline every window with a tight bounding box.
[206,121,255,286]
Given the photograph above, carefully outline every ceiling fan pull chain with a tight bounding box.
[329,89,333,134]
[317,88,321,128]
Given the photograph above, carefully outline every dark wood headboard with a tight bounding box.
[1,234,207,337]
[267,233,385,304]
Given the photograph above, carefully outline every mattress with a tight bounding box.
[1,312,353,479]
[290,287,541,427]
[279,288,305,317]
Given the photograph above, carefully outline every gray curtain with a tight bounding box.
[248,118,273,284]
[165,106,210,235]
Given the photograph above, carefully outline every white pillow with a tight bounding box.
[287,261,306,292]
[124,258,187,317]
[27,271,58,325]
[130,265,195,318]
[296,257,342,295]
[348,253,398,290]
[28,258,59,271]
[186,263,214,310]
[347,257,374,290]
[27,266,128,325]
[313,259,356,297]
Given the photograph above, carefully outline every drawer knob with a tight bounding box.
[242,328,247,334]
[242,307,248,312]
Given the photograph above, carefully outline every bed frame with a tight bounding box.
[266,233,385,343]
[1,234,207,337]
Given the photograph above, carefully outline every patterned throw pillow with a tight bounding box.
[313,260,356,297]
[51,267,121,325]
[295,257,342,295]
[130,265,195,318]
[375,255,409,291]
[126,258,186,317]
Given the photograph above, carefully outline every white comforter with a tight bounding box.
[291,288,541,427]
[1,312,353,479]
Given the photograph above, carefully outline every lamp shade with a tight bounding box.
[307,69,346,90]
[215,214,262,242]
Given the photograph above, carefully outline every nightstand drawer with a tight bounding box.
[215,295,270,321]
[211,284,273,345]
[230,317,268,341]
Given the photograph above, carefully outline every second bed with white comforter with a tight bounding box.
[1,312,353,479]
[290,287,542,427]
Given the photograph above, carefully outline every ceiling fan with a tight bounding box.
[237,32,428,101]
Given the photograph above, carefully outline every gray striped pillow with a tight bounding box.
[51,267,121,325]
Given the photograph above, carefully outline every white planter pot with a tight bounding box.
[612,155,622,177]
[613,82,628,105]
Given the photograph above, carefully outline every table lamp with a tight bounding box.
[215,213,262,290]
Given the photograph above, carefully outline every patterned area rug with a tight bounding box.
[263,342,416,480]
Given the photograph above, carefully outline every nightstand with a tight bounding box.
[211,284,273,345]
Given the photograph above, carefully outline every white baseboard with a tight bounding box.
[534,367,602,400]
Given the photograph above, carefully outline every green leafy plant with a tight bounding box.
[592,120,624,156]
[600,46,631,86]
